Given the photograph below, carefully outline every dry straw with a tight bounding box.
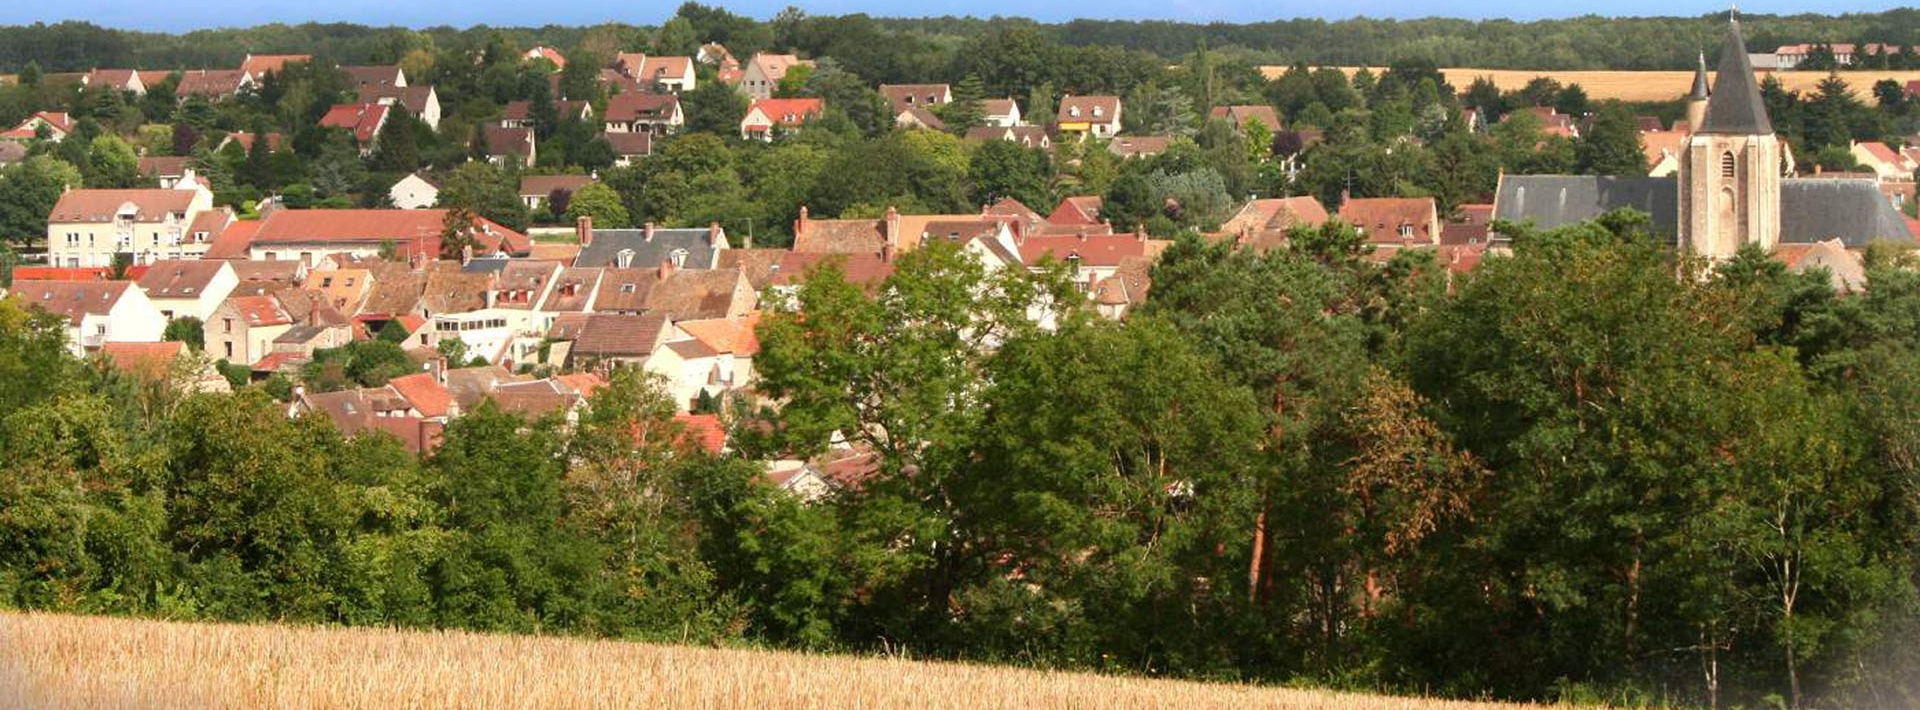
[1,612,1554,710]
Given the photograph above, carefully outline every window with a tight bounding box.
[223,342,233,359]
[1398,224,1414,239]
[1069,106,1080,117]
[616,249,635,268]
[1720,151,1736,178]
[223,318,233,333]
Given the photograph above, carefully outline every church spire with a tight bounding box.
[1689,51,1710,100]
[1698,18,1773,135]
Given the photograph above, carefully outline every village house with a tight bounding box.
[238,208,529,265]
[8,280,167,356]
[239,54,310,83]
[136,259,238,322]
[604,93,684,135]
[341,65,406,91]
[1214,196,1331,252]
[981,98,1023,127]
[739,53,812,100]
[388,172,440,210]
[524,46,567,70]
[1209,105,1282,132]
[429,260,563,368]
[881,83,951,129]
[964,125,1051,150]
[741,98,825,141]
[612,53,698,93]
[205,294,292,365]
[567,312,673,370]
[603,132,653,167]
[318,102,389,155]
[46,186,216,267]
[1056,95,1122,139]
[483,126,536,168]
[175,70,248,100]
[574,219,731,270]
[357,85,442,130]
[83,69,148,95]
[1850,140,1918,183]
[2,111,75,142]
[1339,197,1443,250]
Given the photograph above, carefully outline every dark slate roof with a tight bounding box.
[1700,20,1772,135]
[1780,179,1915,247]
[461,256,512,274]
[1492,175,1679,236]
[575,228,722,270]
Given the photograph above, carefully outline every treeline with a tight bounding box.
[11,7,1920,75]
[6,217,1920,708]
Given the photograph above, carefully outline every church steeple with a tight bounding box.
[1678,18,1782,259]
[1686,51,1710,130]
[1698,19,1772,135]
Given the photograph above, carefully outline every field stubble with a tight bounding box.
[1258,66,1920,102]
[0,612,1560,710]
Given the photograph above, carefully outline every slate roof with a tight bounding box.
[1492,175,1681,237]
[1780,178,1916,247]
[576,227,724,269]
[1701,21,1772,135]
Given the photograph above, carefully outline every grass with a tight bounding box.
[1259,66,1920,103]
[0,612,1559,710]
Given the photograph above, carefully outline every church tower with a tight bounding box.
[1679,19,1782,259]
[1685,52,1710,130]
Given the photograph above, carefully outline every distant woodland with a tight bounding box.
[8,8,1920,74]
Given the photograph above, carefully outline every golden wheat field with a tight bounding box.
[0,612,1561,710]
[1259,66,1920,102]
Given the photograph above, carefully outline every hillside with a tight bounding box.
[1261,66,1920,102]
[0,612,1554,710]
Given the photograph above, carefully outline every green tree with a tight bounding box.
[967,139,1051,209]
[0,156,82,245]
[1575,104,1647,176]
[85,134,142,189]
[436,162,529,231]
[564,183,631,228]
[163,317,205,352]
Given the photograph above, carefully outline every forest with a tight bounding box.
[4,215,1920,709]
[11,8,1920,73]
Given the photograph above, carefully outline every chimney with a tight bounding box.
[1135,224,1148,243]
[577,215,593,246]
[709,221,725,249]
[795,205,809,236]
[658,258,675,280]
[884,206,901,254]
[460,244,473,265]
[644,222,656,242]
[1340,188,1351,205]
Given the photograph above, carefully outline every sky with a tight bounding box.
[1,0,1910,32]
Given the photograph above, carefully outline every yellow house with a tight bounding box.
[46,186,215,267]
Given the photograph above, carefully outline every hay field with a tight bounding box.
[0,611,1556,710]
[1259,66,1920,102]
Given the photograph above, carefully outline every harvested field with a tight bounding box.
[0,611,1559,710]
[1259,66,1920,102]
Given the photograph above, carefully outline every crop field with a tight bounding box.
[0,612,1560,710]
[1260,67,1920,102]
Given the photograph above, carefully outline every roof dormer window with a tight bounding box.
[616,249,635,268]
[1069,106,1081,117]
[1092,107,1103,117]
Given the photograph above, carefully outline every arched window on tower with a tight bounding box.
[1720,151,1736,178]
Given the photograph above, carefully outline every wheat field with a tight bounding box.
[1259,66,1920,102]
[0,612,1559,710]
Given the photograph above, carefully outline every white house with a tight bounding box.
[982,98,1023,127]
[45,186,216,267]
[136,259,238,322]
[1055,95,1122,139]
[389,172,440,209]
[10,280,166,356]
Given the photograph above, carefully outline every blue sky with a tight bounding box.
[2,0,1909,32]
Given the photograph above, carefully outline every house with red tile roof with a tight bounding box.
[1338,196,1442,249]
[611,54,697,93]
[739,53,813,99]
[1215,196,1330,252]
[318,102,390,155]
[1850,140,1918,183]
[524,46,567,71]
[137,259,238,322]
[239,54,310,82]
[740,98,824,141]
[673,413,727,454]
[357,84,441,130]
[175,70,248,100]
[217,131,285,154]
[84,69,148,95]
[1,111,75,142]
[981,98,1023,127]
[1047,196,1105,226]
[240,208,529,265]
[46,187,217,267]
[1209,105,1282,132]
[652,312,762,411]
[1056,95,1122,139]
[604,93,683,135]
[206,293,294,365]
[483,126,536,168]
[963,125,1051,150]
[9,280,166,356]
[603,131,653,167]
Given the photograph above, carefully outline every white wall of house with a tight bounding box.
[145,264,238,323]
[46,190,215,267]
[389,174,439,209]
[64,288,166,356]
